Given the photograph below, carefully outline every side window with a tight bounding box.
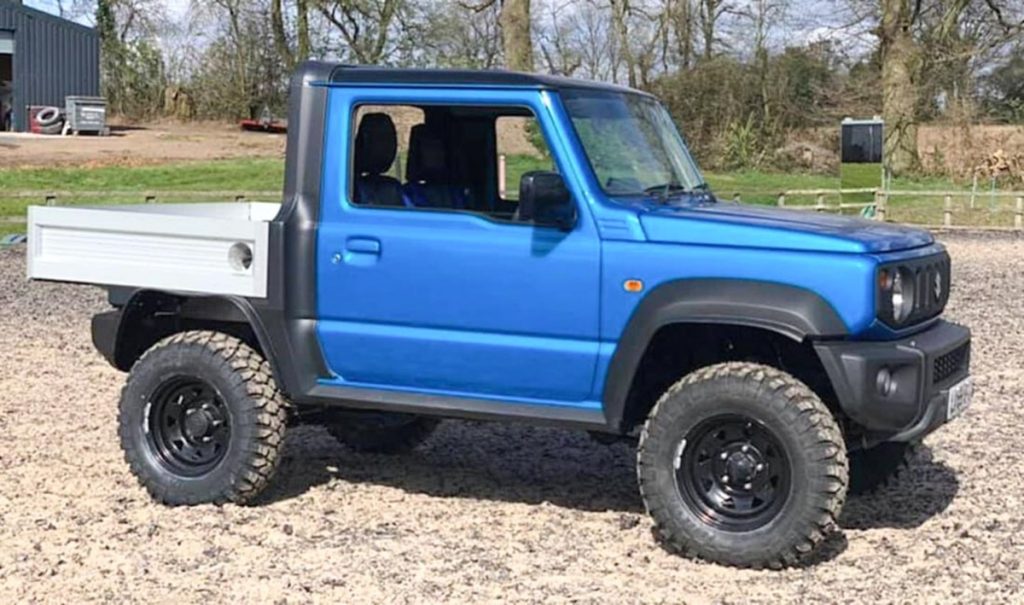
[349,103,563,224]
[496,116,556,202]
[350,105,421,207]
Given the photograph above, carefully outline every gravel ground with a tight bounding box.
[1,234,1022,604]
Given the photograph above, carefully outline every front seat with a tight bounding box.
[353,113,405,207]
[403,124,469,210]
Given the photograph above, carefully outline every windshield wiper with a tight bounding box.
[642,182,709,204]
[643,182,687,204]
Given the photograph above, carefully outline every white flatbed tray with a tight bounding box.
[26,202,281,298]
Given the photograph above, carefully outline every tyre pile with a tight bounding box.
[30,106,64,135]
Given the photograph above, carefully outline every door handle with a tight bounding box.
[345,237,381,255]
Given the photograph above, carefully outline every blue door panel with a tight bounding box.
[316,86,602,404]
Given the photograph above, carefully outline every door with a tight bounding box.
[0,31,13,132]
[315,90,602,404]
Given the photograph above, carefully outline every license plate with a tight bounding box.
[947,377,973,421]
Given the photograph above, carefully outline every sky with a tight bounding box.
[24,0,190,25]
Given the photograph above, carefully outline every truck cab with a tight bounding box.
[29,62,972,568]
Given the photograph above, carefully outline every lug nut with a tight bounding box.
[720,452,728,460]
[743,482,752,490]
[756,463,765,472]
[721,475,730,483]
[741,444,749,453]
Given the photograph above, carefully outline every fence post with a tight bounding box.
[732,193,741,203]
[944,195,953,227]
[777,193,785,207]
[235,195,246,203]
[498,154,507,199]
[1015,197,1023,231]
[815,193,825,212]
[45,194,57,207]
[145,195,156,204]
[875,190,887,222]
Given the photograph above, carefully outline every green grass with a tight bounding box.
[0,158,284,192]
[0,156,1020,233]
[0,158,285,221]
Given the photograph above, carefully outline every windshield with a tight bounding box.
[561,89,705,198]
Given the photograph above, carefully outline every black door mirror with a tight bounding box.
[519,171,575,231]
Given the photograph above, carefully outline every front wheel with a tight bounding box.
[118,331,289,506]
[637,362,848,569]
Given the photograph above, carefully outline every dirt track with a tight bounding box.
[0,122,286,168]
[1,234,1022,603]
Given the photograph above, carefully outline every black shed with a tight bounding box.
[0,2,100,132]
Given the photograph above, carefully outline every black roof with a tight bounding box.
[296,62,644,96]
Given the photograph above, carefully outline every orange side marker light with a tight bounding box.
[624,279,644,293]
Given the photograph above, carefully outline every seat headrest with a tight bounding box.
[355,113,398,176]
[406,124,448,183]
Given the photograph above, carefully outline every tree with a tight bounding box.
[698,0,730,59]
[983,50,1024,121]
[418,1,503,69]
[95,0,166,119]
[878,0,921,175]
[313,0,405,65]
[271,0,312,69]
[464,0,534,71]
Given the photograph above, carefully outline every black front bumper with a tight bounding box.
[815,320,971,443]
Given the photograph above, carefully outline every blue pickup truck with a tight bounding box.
[30,62,972,568]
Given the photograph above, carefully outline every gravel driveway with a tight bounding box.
[1,234,1021,603]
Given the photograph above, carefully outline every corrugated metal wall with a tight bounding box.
[0,3,100,132]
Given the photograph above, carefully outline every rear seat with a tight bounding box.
[403,124,471,210]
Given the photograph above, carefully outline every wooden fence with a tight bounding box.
[4,190,281,204]
[0,191,281,224]
[7,188,1024,231]
[735,188,1024,231]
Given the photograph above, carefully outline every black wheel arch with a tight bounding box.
[96,289,284,385]
[603,279,849,433]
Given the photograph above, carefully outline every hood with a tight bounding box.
[639,201,933,254]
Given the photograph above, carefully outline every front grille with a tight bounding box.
[907,255,951,325]
[933,343,969,384]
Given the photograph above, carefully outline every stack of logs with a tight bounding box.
[975,150,1024,185]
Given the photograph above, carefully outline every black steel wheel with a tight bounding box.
[146,377,232,476]
[637,362,848,569]
[676,415,791,532]
[119,331,288,506]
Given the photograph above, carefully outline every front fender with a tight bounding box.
[602,279,848,431]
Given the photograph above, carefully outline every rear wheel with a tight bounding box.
[326,412,438,454]
[118,331,288,506]
[637,362,848,569]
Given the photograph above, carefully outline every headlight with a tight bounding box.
[877,254,950,327]
[891,268,914,322]
[878,266,917,326]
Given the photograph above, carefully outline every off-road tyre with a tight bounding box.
[118,331,288,506]
[637,362,848,569]
[848,441,917,495]
[326,413,439,454]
